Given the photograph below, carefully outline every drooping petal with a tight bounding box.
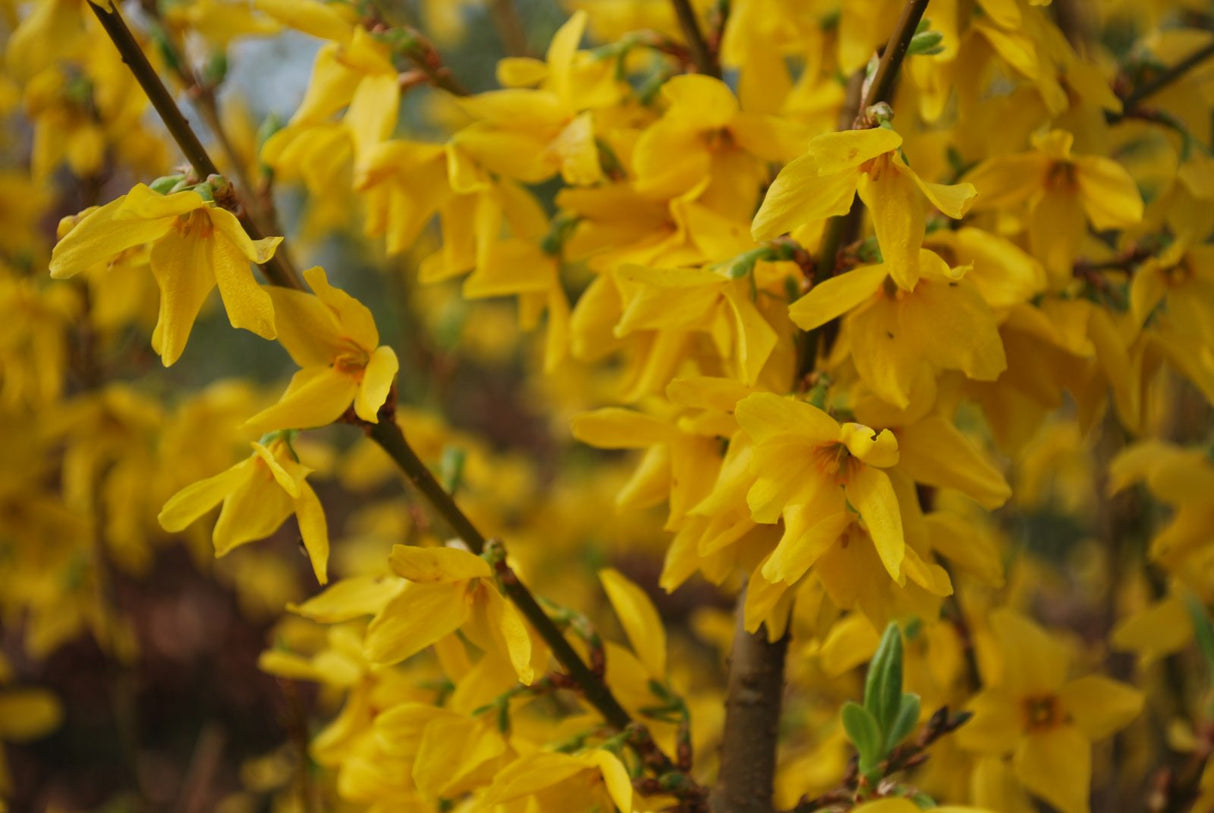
[209,213,277,340]
[212,465,296,556]
[897,416,1011,509]
[294,480,331,584]
[116,184,207,220]
[735,392,840,445]
[600,568,666,677]
[990,609,1071,695]
[964,153,1048,209]
[844,466,904,582]
[265,285,344,366]
[354,345,398,422]
[858,154,925,290]
[149,225,219,366]
[761,505,852,584]
[303,266,380,350]
[287,576,403,622]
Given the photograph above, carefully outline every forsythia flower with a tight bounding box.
[244,266,399,434]
[480,748,634,812]
[158,435,330,584]
[49,183,281,365]
[752,126,976,288]
[364,545,535,684]
[957,610,1143,813]
[734,392,905,584]
[964,129,1143,282]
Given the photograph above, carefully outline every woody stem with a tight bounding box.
[670,0,722,78]
[364,415,698,796]
[84,0,305,292]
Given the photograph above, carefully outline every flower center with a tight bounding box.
[1045,161,1078,192]
[812,442,860,484]
[174,209,213,239]
[1022,694,1063,731]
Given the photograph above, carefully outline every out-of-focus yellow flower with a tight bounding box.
[965,129,1143,284]
[957,610,1143,813]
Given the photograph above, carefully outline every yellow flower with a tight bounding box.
[158,435,330,584]
[600,568,666,678]
[481,748,633,813]
[49,183,281,365]
[244,266,399,434]
[734,392,906,584]
[956,610,1143,813]
[364,545,536,684]
[752,126,976,289]
[964,129,1143,284]
[790,250,1006,410]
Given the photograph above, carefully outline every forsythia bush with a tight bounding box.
[1,0,1213,811]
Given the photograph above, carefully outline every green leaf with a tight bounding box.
[864,622,904,735]
[841,701,882,777]
[885,692,921,751]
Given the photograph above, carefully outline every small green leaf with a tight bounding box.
[865,622,904,735]
[908,30,945,56]
[885,692,921,751]
[841,701,882,776]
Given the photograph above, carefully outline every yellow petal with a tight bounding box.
[149,227,218,366]
[49,195,175,279]
[858,155,925,290]
[365,582,471,664]
[964,153,1047,210]
[956,688,1021,754]
[1013,726,1091,813]
[243,366,359,435]
[0,689,62,741]
[486,587,534,684]
[1058,675,1143,741]
[287,576,403,622]
[116,184,206,219]
[253,0,354,41]
[1074,155,1144,230]
[571,408,670,448]
[158,460,251,532]
[345,72,400,162]
[303,266,380,350]
[585,750,633,813]
[990,609,1070,695]
[761,506,852,584]
[212,467,296,556]
[354,345,398,422]
[808,127,902,175]
[735,392,840,445]
[600,568,666,677]
[844,466,905,583]
[897,416,1011,509]
[265,285,343,365]
[788,263,886,331]
[294,481,331,584]
[751,153,858,241]
[661,74,739,129]
[208,211,277,340]
[839,423,900,468]
[1111,596,1192,662]
[388,545,491,583]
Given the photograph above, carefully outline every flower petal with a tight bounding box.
[751,153,858,241]
[354,345,399,423]
[844,466,904,582]
[788,263,886,331]
[387,545,491,583]
[244,366,359,435]
[364,582,471,664]
[149,226,218,366]
[158,460,250,532]
[600,568,666,677]
[50,195,176,279]
[1013,726,1091,813]
[294,480,331,584]
[1058,675,1143,741]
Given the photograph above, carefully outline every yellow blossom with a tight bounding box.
[49,183,281,365]
[244,266,399,434]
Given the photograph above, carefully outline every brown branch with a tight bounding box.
[489,0,530,57]
[1122,41,1214,112]
[857,0,931,119]
[360,409,705,808]
[670,0,721,78]
[710,587,790,813]
[84,1,304,291]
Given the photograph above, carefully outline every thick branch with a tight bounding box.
[671,0,721,78]
[710,588,789,813]
[85,1,304,291]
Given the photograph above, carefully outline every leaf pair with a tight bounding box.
[841,622,921,782]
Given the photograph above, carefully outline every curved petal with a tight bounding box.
[210,222,277,340]
[897,416,1011,508]
[844,466,904,583]
[294,480,331,584]
[50,195,177,279]
[244,366,359,435]
[149,228,218,366]
[600,568,666,677]
[1075,155,1144,230]
[751,153,858,241]
[788,263,886,331]
[956,688,1021,754]
[808,127,902,174]
[158,460,251,532]
[364,582,471,665]
[354,345,398,422]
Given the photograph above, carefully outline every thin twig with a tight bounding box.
[489,0,530,57]
[1122,41,1214,112]
[670,0,721,78]
[84,1,305,291]
[857,0,931,119]
[361,409,705,806]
